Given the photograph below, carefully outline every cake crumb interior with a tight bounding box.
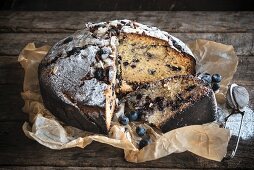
[117,33,195,85]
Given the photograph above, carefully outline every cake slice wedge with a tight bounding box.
[124,75,217,132]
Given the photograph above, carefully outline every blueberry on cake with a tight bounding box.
[38,20,215,134]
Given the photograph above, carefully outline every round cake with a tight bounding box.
[38,20,215,134]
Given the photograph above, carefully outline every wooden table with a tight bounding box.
[0,11,253,169]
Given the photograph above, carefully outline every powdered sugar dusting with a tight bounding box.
[217,106,254,140]
[86,19,194,58]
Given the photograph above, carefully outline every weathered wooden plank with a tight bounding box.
[0,56,25,121]
[0,167,186,170]
[0,55,22,69]
[0,167,176,170]
[0,11,253,33]
[0,122,253,168]
[0,121,198,168]
[0,68,23,85]
[0,84,25,121]
[0,33,253,56]
[0,33,67,56]
[0,56,24,85]
[1,0,254,11]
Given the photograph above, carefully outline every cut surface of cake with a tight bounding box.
[38,20,213,134]
[124,75,217,132]
[118,33,195,85]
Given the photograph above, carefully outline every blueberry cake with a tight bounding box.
[38,20,215,134]
[124,75,217,132]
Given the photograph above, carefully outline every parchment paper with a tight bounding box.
[18,39,238,163]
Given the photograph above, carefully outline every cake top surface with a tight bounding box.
[40,19,195,108]
[85,19,194,58]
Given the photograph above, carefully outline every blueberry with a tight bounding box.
[130,64,136,68]
[212,74,222,83]
[148,69,156,75]
[136,94,142,100]
[132,58,140,63]
[97,48,107,56]
[127,111,139,121]
[94,68,105,81]
[108,28,118,36]
[138,112,145,120]
[155,96,164,103]
[212,83,220,92]
[62,36,73,44]
[66,47,82,56]
[157,103,164,111]
[139,138,149,149]
[119,115,129,125]
[123,61,129,66]
[201,73,212,84]
[136,126,146,137]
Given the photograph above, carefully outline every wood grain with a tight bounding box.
[0,11,253,33]
[0,122,253,168]
[1,167,190,170]
[0,33,253,56]
[1,0,254,11]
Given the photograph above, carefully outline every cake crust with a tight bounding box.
[160,90,216,132]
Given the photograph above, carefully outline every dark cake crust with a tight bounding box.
[38,31,112,134]
[158,76,217,132]
[159,90,216,132]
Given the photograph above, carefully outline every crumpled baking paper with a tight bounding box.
[188,39,238,104]
[18,39,238,163]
